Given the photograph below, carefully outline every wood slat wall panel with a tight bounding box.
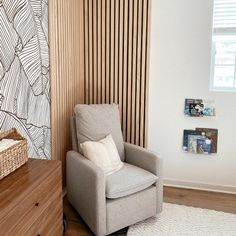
[83,0,151,147]
[49,0,151,185]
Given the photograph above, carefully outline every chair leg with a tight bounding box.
[63,213,68,233]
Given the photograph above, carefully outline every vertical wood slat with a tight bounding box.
[127,0,133,143]
[93,0,98,103]
[114,0,119,104]
[110,0,115,103]
[82,0,151,147]
[101,0,106,103]
[105,0,110,103]
[89,0,93,104]
[131,0,138,144]
[118,0,124,120]
[135,0,143,145]
[84,0,89,104]
[140,0,148,147]
[97,0,102,104]
[144,0,152,147]
[49,0,59,163]
[122,0,128,141]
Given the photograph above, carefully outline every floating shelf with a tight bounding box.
[183,128,218,155]
[184,98,216,117]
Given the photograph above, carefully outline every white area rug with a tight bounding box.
[127,203,236,236]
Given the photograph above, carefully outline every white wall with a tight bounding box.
[148,0,236,193]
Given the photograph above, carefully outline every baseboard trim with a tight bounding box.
[164,179,236,195]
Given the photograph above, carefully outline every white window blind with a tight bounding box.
[213,0,236,33]
[210,0,236,91]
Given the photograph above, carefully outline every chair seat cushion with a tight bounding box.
[106,163,158,199]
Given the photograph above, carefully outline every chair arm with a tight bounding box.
[124,142,163,213]
[124,142,162,176]
[66,151,106,236]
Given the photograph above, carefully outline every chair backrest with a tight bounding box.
[72,104,125,161]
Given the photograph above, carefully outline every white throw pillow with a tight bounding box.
[80,134,123,176]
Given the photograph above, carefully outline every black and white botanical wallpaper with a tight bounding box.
[0,0,51,159]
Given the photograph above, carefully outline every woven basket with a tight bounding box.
[0,128,28,180]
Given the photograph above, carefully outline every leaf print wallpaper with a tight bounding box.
[0,0,51,159]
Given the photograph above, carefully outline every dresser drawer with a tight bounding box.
[24,196,63,236]
[1,167,62,236]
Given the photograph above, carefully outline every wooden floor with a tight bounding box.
[63,187,236,236]
[164,187,236,214]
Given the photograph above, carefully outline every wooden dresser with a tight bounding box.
[0,159,63,236]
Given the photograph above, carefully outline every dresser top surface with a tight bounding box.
[0,159,61,208]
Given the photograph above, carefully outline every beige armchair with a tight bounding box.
[66,104,163,236]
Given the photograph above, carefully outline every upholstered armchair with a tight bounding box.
[66,104,163,236]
